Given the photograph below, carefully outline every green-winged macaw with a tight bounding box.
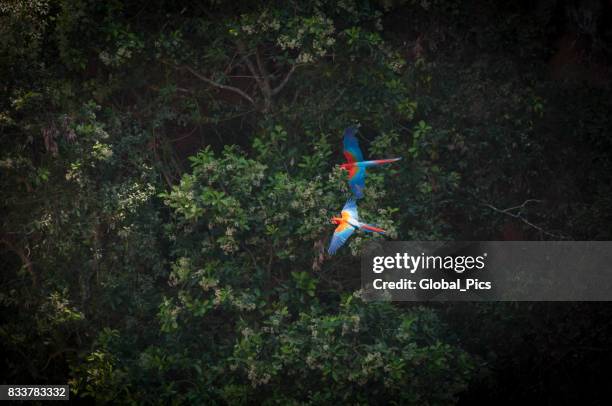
[341,126,401,199]
[328,198,385,255]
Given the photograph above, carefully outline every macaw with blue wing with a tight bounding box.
[328,198,386,255]
[341,126,402,199]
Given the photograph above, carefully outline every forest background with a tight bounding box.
[2,0,612,403]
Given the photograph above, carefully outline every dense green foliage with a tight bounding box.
[2,0,612,404]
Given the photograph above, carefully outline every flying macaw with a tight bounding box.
[328,198,385,255]
[341,126,402,199]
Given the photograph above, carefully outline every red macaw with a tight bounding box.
[328,198,385,255]
[340,126,401,199]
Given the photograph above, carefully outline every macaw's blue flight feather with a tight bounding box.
[328,223,355,255]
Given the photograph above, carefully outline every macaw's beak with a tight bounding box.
[331,217,341,225]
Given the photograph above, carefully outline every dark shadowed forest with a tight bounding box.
[2,0,612,404]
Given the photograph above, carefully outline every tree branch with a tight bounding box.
[236,41,265,91]
[480,199,568,239]
[182,65,255,106]
[271,63,297,96]
[236,41,278,112]
[254,47,272,97]
[1,235,37,286]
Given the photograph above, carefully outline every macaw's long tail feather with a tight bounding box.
[358,158,402,167]
[374,157,402,164]
[360,223,386,234]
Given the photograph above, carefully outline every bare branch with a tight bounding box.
[495,199,542,213]
[271,63,297,96]
[182,65,255,106]
[480,199,568,239]
[236,41,265,90]
[480,199,540,217]
[42,348,78,371]
[1,235,37,286]
[223,51,238,75]
[254,47,272,96]
[227,75,265,79]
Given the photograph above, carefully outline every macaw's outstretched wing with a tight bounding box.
[341,198,359,221]
[328,223,355,255]
[348,165,366,199]
[343,126,363,163]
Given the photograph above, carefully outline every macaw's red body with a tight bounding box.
[340,126,401,199]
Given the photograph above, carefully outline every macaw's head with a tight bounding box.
[331,216,343,225]
[345,125,359,137]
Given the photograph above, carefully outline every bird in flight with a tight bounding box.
[341,126,401,199]
[328,198,385,255]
